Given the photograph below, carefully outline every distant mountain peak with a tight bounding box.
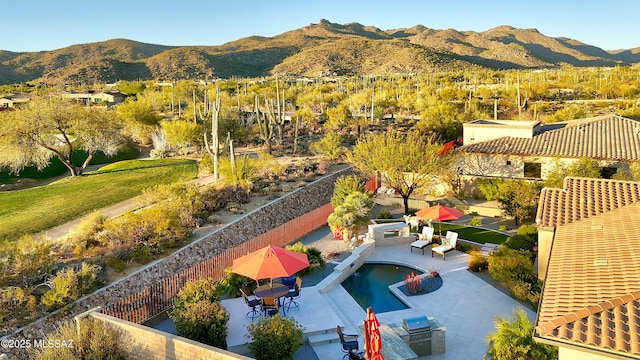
[0,20,637,85]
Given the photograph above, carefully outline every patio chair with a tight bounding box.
[410,227,435,254]
[337,325,361,360]
[431,231,458,260]
[240,289,262,320]
[261,297,280,317]
[283,277,303,311]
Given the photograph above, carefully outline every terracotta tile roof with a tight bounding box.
[535,178,640,357]
[536,177,640,228]
[460,114,640,161]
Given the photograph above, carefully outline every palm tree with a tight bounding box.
[485,308,557,360]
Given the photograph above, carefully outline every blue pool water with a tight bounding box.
[341,263,423,313]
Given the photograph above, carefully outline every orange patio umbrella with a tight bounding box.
[231,245,310,280]
[415,204,464,238]
[364,307,384,360]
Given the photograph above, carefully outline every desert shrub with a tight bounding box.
[31,317,129,360]
[456,243,474,253]
[468,216,483,226]
[41,263,102,311]
[131,245,152,263]
[404,272,423,294]
[202,185,250,211]
[376,208,392,219]
[2,235,53,281]
[285,242,326,277]
[509,279,543,310]
[99,206,190,250]
[257,153,286,180]
[246,315,304,360]
[300,158,318,173]
[310,132,344,161]
[219,155,260,192]
[66,211,107,251]
[170,279,229,349]
[488,247,535,286]
[467,250,489,272]
[142,183,206,228]
[105,256,127,272]
[0,286,37,326]
[503,234,535,252]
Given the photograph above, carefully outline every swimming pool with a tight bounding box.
[341,263,423,313]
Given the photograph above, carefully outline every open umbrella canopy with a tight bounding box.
[232,245,310,280]
[415,204,464,238]
[364,307,384,360]
[415,204,464,221]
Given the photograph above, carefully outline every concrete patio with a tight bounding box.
[221,239,536,360]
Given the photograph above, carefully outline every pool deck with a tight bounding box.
[221,240,536,360]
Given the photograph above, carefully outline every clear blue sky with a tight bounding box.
[4,0,639,53]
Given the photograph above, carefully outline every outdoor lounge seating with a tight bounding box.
[410,227,435,254]
[240,289,262,320]
[283,276,302,311]
[431,231,458,260]
[337,325,361,360]
[261,297,280,317]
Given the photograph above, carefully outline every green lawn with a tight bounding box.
[374,218,510,245]
[0,158,198,242]
[434,223,509,245]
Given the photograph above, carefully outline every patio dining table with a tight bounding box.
[254,283,290,315]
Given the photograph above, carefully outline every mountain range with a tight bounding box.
[1,19,639,85]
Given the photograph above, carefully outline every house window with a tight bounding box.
[506,160,512,166]
[524,162,541,178]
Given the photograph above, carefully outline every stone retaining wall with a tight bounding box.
[1,167,353,359]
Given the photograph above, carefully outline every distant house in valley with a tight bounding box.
[534,176,640,359]
[0,92,33,109]
[458,114,640,180]
[61,90,127,106]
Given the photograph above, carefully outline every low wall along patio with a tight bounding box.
[0,167,352,359]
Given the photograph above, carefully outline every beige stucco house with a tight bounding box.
[458,115,640,180]
[534,177,640,359]
[61,90,127,106]
[0,93,33,108]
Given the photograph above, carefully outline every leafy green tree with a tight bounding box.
[325,103,355,131]
[0,95,124,177]
[116,92,163,143]
[161,119,203,154]
[545,157,601,188]
[486,308,558,360]
[496,180,542,226]
[348,131,455,214]
[246,315,304,360]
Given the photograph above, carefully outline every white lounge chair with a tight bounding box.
[431,231,458,260]
[410,227,435,254]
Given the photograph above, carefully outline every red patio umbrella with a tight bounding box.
[231,245,310,281]
[364,307,384,360]
[415,204,464,238]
